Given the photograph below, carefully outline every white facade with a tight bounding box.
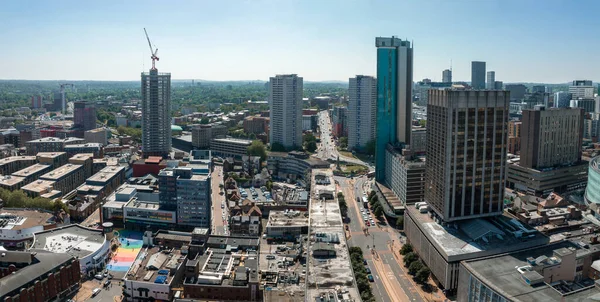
[269,74,303,149]
[569,83,595,99]
[124,279,171,302]
[347,75,376,151]
[302,115,313,131]
[442,69,452,83]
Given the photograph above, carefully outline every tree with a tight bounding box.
[374,206,383,218]
[399,243,413,255]
[365,139,376,156]
[266,180,273,191]
[270,142,286,152]
[306,141,317,153]
[396,216,404,229]
[368,190,376,199]
[339,136,348,149]
[247,140,267,161]
[303,132,317,144]
[419,119,427,127]
[403,252,418,267]
[415,267,431,284]
[408,261,424,275]
[200,117,210,124]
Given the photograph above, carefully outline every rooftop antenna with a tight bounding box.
[450,59,453,72]
[144,28,159,70]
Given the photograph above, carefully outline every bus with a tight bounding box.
[362,196,369,209]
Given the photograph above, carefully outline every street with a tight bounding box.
[339,175,424,302]
[211,165,228,235]
[316,110,370,167]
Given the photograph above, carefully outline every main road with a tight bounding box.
[338,175,424,302]
[211,165,228,235]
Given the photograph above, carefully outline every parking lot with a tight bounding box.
[238,185,273,203]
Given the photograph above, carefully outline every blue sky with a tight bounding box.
[1,0,599,83]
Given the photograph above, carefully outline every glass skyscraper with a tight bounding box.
[375,37,413,182]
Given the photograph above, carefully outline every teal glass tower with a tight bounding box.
[375,37,413,182]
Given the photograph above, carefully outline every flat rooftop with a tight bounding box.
[32,224,106,259]
[87,165,125,183]
[185,248,259,287]
[406,206,549,262]
[28,137,84,143]
[69,153,94,162]
[212,137,253,145]
[462,241,600,302]
[22,179,56,193]
[0,209,55,230]
[40,164,82,180]
[0,175,25,187]
[267,210,309,227]
[125,198,160,210]
[36,152,66,159]
[12,163,52,178]
[206,236,260,248]
[65,143,102,149]
[125,246,185,284]
[0,156,36,165]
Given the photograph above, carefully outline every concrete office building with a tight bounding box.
[570,80,595,99]
[210,137,252,159]
[141,68,171,158]
[159,167,211,228]
[571,98,596,113]
[191,124,227,149]
[348,75,376,151]
[520,107,583,169]
[505,84,527,101]
[385,147,426,211]
[73,101,96,131]
[471,61,486,89]
[486,71,495,89]
[554,91,572,108]
[375,36,413,181]
[425,88,510,222]
[269,74,303,149]
[84,127,108,146]
[507,107,586,196]
[442,69,452,83]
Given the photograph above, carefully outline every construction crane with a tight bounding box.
[59,83,74,115]
[144,28,159,70]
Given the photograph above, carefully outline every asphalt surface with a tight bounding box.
[211,165,228,236]
[316,110,370,166]
[340,175,424,302]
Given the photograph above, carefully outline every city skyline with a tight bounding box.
[2,0,600,83]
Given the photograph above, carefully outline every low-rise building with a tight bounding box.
[265,210,309,240]
[25,137,85,155]
[37,151,68,168]
[11,163,53,185]
[267,151,329,182]
[385,147,425,214]
[506,160,588,197]
[243,115,269,135]
[124,198,177,231]
[229,200,262,236]
[0,209,63,249]
[0,251,81,301]
[21,179,60,198]
[210,137,252,159]
[404,205,549,293]
[39,163,85,196]
[457,241,600,302]
[133,156,167,177]
[31,224,110,276]
[69,153,94,178]
[69,165,126,220]
[122,231,189,302]
[84,127,109,146]
[183,236,261,301]
[0,156,37,175]
[64,143,103,158]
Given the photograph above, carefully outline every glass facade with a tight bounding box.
[375,47,398,181]
[585,157,600,206]
[466,274,508,302]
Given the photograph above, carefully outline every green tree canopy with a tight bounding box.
[247,140,267,161]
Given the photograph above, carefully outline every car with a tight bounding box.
[366,267,371,274]
[94,274,104,280]
[366,221,370,226]
[92,288,101,297]
[363,259,367,265]
[367,275,374,282]
[266,255,276,260]
[104,280,111,288]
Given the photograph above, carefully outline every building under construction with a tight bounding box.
[141,69,171,158]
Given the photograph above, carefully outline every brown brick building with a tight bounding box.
[0,251,81,301]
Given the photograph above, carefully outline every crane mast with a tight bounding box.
[144,28,159,70]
